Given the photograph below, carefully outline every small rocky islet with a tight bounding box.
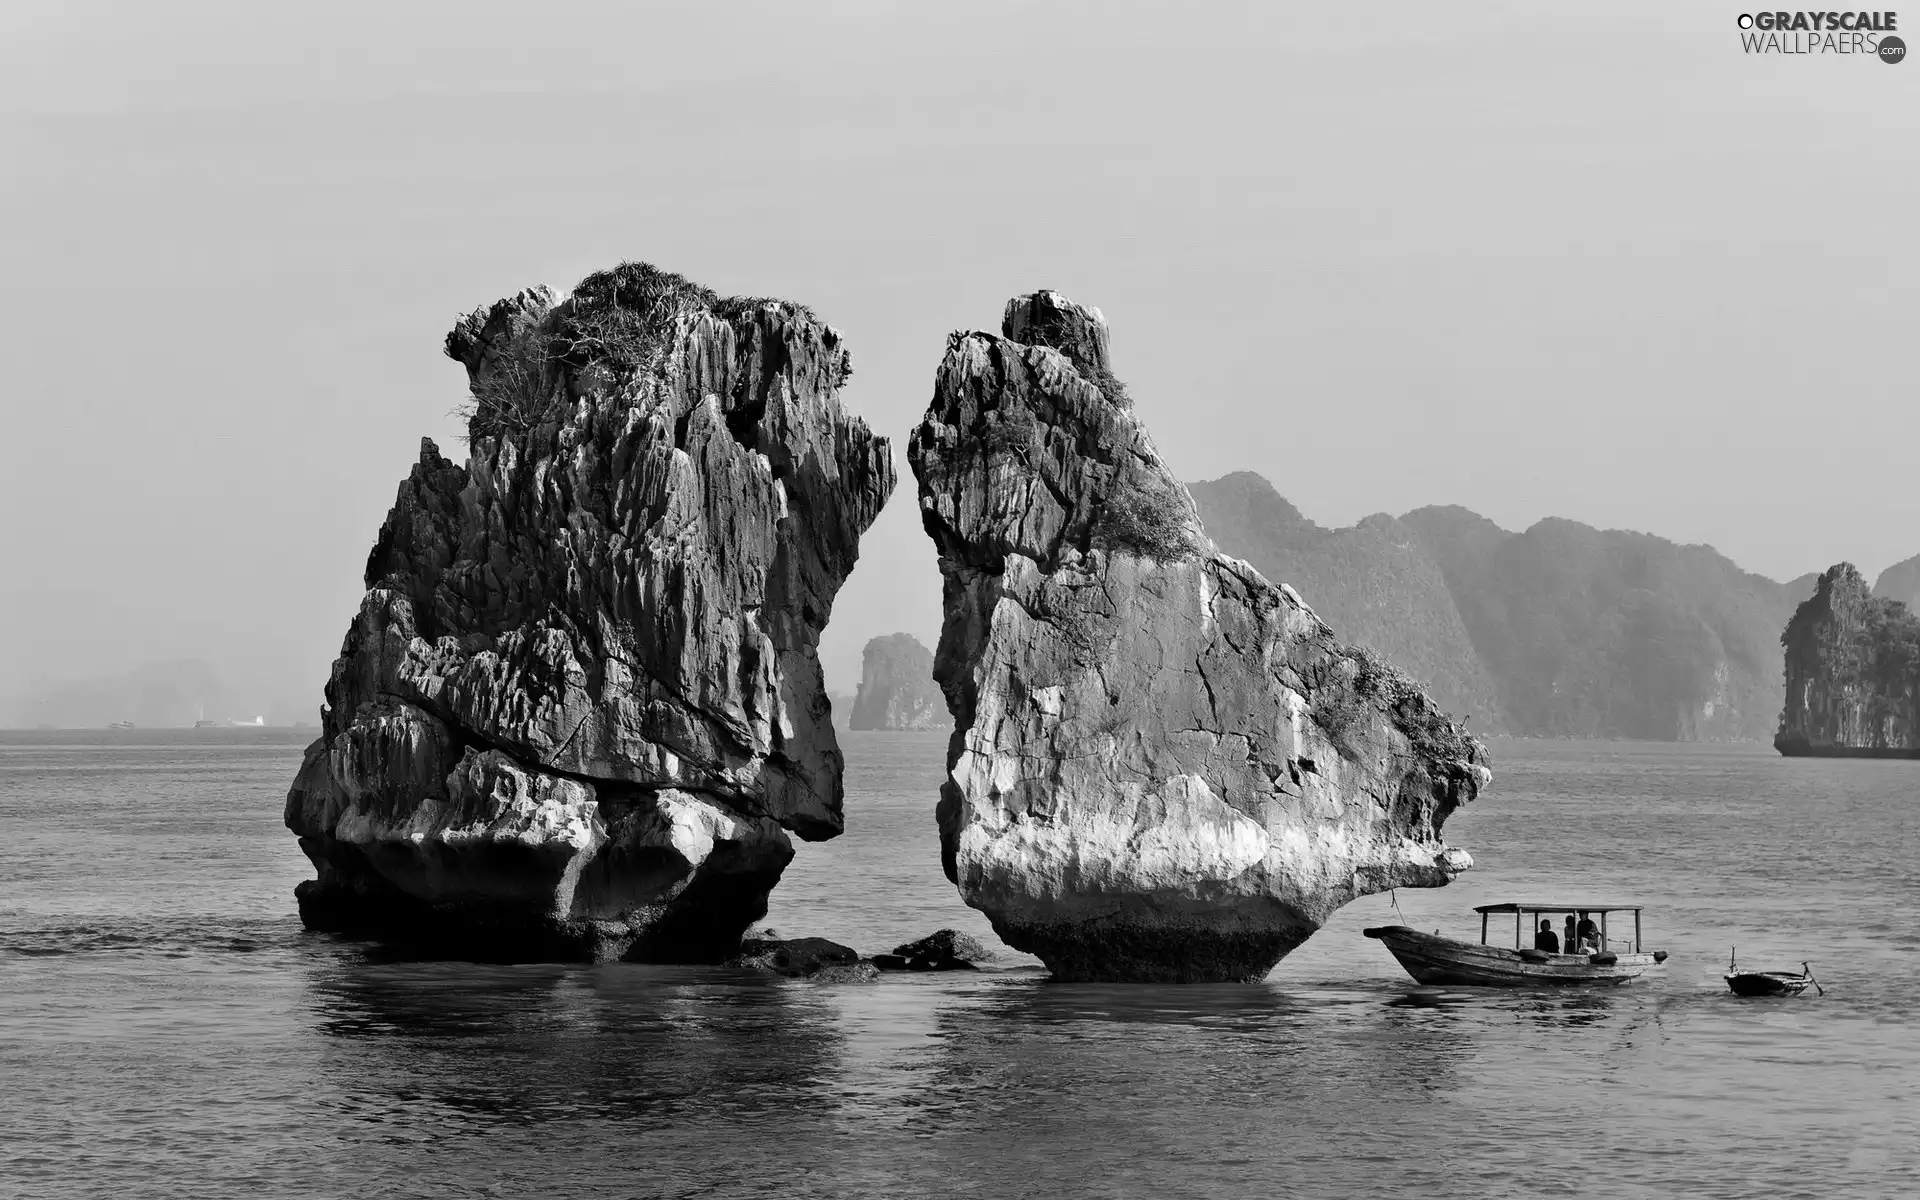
[848,633,944,731]
[285,262,1488,981]
[1776,562,1920,758]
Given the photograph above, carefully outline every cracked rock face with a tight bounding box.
[285,263,894,960]
[908,291,1489,983]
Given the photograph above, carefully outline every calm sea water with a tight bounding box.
[2,729,1916,1199]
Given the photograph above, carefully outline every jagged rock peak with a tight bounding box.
[909,289,1489,983]
[1002,288,1110,370]
[285,260,895,962]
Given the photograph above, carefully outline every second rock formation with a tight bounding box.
[908,291,1489,982]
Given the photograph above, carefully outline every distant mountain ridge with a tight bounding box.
[7,659,236,729]
[1187,474,1502,727]
[3,659,316,728]
[1875,553,1920,612]
[1191,472,1821,742]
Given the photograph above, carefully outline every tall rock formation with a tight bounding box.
[1776,563,1920,757]
[849,633,944,730]
[909,291,1488,983]
[284,263,895,959]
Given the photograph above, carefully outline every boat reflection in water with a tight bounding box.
[1366,901,1670,987]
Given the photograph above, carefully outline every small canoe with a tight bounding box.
[1726,971,1813,997]
[1724,950,1821,997]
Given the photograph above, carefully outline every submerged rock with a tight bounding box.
[285,262,894,960]
[849,633,945,730]
[873,928,993,971]
[1776,563,1920,758]
[907,290,1489,983]
[731,936,863,977]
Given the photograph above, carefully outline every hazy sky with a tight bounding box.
[2,0,1914,708]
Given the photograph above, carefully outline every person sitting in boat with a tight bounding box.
[1534,919,1560,953]
[1575,912,1601,952]
[1564,915,1577,952]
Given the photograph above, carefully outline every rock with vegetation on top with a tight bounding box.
[284,262,895,960]
[906,290,1489,983]
[849,633,945,730]
[1776,562,1920,757]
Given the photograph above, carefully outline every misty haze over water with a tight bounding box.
[1,2,1914,721]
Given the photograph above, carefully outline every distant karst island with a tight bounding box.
[848,634,944,730]
[1776,562,1920,758]
[1191,471,1823,743]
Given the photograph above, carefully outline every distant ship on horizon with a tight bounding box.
[188,702,266,729]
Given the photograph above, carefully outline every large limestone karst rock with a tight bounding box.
[285,263,895,960]
[849,633,945,730]
[908,290,1489,983]
[1776,562,1920,757]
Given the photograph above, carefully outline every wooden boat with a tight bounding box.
[1724,948,1821,997]
[1365,901,1668,987]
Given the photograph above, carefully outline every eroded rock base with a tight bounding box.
[293,834,787,964]
[993,919,1315,984]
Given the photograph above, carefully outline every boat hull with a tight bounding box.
[1364,925,1661,987]
[1725,972,1811,997]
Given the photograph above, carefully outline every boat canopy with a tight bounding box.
[1476,902,1647,953]
[1474,902,1642,914]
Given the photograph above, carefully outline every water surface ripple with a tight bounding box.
[2,730,1915,1198]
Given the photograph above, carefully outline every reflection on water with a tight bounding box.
[2,732,1918,1197]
